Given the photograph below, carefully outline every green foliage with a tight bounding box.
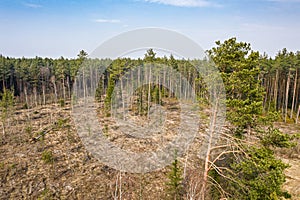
[37,188,53,200]
[212,146,291,200]
[56,118,68,129]
[10,163,16,169]
[152,85,160,104]
[166,151,184,199]
[41,150,54,164]
[71,94,77,105]
[103,124,109,137]
[77,50,88,60]
[0,88,14,135]
[144,48,156,63]
[209,38,266,133]
[208,38,294,199]
[208,169,222,200]
[260,126,297,148]
[35,131,45,141]
[231,147,290,200]
[22,103,28,109]
[104,77,115,116]
[95,77,104,102]
[0,88,14,119]
[58,98,65,107]
[25,125,33,135]
[0,162,4,169]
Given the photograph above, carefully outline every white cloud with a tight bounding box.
[23,3,42,8]
[143,0,220,7]
[94,19,121,23]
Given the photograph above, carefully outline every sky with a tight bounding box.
[0,0,300,58]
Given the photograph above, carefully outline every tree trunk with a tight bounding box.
[296,105,300,124]
[264,76,270,110]
[147,65,151,120]
[169,68,172,97]
[24,82,28,107]
[1,121,5,137]
[274,69,279,109]
[83,70,86,102]
[90,66,94,96]
[130,69,134,110]
[284,69,291,122]
[2,76,6,91]
[138,66,142,116]
[290,68,297,119]
[67,76,71,99]
[200,93,219,200]
[268,77,274,111]
[62,78,66,101]
[120,78,125,120]
[42,83,46,105]
[33,86,38,107]
[51,76,58,103]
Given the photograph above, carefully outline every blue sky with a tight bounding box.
[0,0,299,58]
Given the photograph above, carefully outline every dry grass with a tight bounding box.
[0,103,299,199]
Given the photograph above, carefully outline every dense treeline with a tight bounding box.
[0,41,299,122]
[260,49,300,123]
[0,50,89,107]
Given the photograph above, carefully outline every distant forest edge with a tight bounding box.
[0,37,299,123]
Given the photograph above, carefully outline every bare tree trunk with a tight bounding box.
[184,65,187,99]
[2,121,5,136]
[169,68,172,97]
[296,105,300,124]
[119,172,122,200]
[112,171,122,200]
[51,76,58,103]
[163,67,166,98]
[83,70,86,102]
[62,78,66,101]
[147,66,151,120]
[24,83,29,107]
[179,72,182,100]
[18,79,23,104]
[263,76,269,110]
[33,86,38,107]
[130,69,134,110]
[268,77,274,111]
[138,66,142,116]
[274,69,279,109]
[120,78,125,120]
[200,91,219,200]
[158,74,162,105]
[187,68,191,99]
[90,66,94,96]
[296,77,300,122]
[284,69,291,122]
[42,83,46,105]
[67,76,71,99]
[290,68,297,119]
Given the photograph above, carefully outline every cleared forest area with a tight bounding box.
[0,38,300,199]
